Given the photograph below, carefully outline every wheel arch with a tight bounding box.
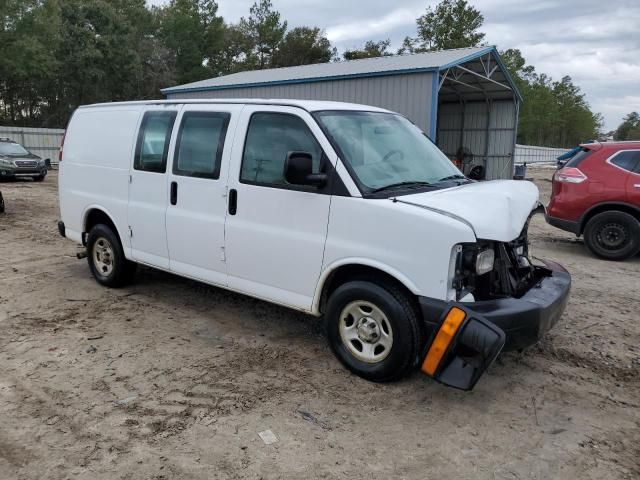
[312,259,421,316]
[579,202,640,234]
[82,206,124,247]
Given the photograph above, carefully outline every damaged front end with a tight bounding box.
[451,212,551,302]
[420,208,571,390]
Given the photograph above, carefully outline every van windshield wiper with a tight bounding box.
[370,181,432,194]
[436,174,467,182]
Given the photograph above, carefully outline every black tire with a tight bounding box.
[86,224,136,287]
[0,192,4,213]
[583,211,640,261]
[325,280,422,382]
[33,174,45,182]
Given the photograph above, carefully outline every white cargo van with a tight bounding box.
[58,99,570,390]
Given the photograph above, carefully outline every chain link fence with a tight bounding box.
[514,144,569,165]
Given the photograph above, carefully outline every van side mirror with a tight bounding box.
[284,151,327,188]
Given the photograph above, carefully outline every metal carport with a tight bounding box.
[435,48,523,180]
[162,46,522,180]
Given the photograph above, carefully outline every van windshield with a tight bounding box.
[314,111,462,194]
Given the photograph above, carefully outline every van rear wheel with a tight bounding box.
[87,224,136,287]
[325,281,421,382]
[584,211,640,261]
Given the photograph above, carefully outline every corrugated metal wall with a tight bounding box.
[167,72,436,135]
[0,126,64,164]
[436,100,516,180]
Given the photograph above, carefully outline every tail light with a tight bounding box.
[58,131,66,162]
[555,167,587,184]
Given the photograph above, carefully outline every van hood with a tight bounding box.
[394,180,540,242]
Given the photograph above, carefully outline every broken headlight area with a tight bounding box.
[452,223,552,301]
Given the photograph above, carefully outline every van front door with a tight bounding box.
[224,106,335,310]
[165,105,241,285]
[128,108,179,268]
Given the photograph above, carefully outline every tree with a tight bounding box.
[412,0,485,52]
[272,27,334,67]
[500,48,602,147]
[614,112,640,140]
[207,23,253,75]
[343,39,392,61]
[156,0,225,84]
[238,0,287,69]
[397,36,418,55]
[0,0,347,127]
[0,0,59,125]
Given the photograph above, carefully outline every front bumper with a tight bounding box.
[0,167,47,178]
[419,260,571,351]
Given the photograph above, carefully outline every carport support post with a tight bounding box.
[459,100,466,158]
[430,71,439,140]
[509,99,520,178]
[484,99,491,178]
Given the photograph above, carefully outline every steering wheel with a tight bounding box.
[382,149,404,163]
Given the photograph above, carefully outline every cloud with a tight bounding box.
[478,0,640,130]
[326,8,421,43]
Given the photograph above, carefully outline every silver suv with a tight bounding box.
[0,138,48,181]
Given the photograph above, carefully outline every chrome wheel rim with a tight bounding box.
[339,300,393,363]
[92,237,114,277]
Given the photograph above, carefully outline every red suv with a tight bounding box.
[546,141,640,260]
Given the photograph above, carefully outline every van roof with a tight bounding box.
[78,98,392,114]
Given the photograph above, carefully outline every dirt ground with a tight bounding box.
[0,167,638,480]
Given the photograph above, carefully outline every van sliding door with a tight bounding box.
[128,108,179,268]
[165,104,242,285]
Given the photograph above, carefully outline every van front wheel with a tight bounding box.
[87,224,136,287]
[325,281,421,382]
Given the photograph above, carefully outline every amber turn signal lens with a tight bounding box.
[421,307,466,376]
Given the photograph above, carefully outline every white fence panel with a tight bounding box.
[514,144,569,165]
[0,126,64,165]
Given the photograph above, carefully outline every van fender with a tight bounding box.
[311,258,421,315]
[81,205,128,251]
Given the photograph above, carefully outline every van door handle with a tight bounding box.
[634,184,640,189]
[170,181,178,205]
[228,189,237,215]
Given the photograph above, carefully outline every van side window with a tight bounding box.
[610,151,640,173]
[240,112,323,186]
[173,112,230,179]
[134,111,177,173]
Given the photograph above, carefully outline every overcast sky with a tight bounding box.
[149,0,639,131]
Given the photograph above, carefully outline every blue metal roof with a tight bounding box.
[162,45,522,101]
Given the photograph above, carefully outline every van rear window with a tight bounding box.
[173,112,230,179]
[135,111,177,173]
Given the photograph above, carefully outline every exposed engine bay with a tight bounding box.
[453,210,552,301]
